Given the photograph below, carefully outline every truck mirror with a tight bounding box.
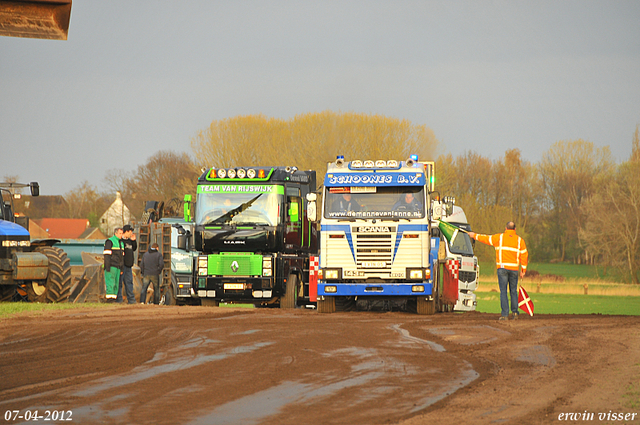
[307,200,317,222]
[306,193,317,202]
[29,182,39,197]
[183,194,192,222]
[177,234,187,250]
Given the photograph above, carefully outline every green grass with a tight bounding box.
[476,292,640,316]
[479,261,631,283]
[0,302,111,319]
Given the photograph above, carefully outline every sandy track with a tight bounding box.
[0,306,638,424]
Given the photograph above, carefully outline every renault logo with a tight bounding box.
[231,260,239,273]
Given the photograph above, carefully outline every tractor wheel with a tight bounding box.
[0,285,17,302]
[26,247,72,303]
[280,273,297,309]
[317,296,336,313]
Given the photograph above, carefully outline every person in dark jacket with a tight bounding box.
[139,243,164,304]
[103,227,124,301]
[117,224,138,304]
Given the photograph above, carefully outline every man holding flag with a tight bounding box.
[468,222,528,321]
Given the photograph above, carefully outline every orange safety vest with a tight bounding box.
[474,229,528,272]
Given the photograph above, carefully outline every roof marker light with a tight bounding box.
[351,160,362,168]
[375,160,386,167]
[247,169,256,179]
[364,160,374,168]
[237,169,246,178]
[227,169,236,178]
[218,169,226,178]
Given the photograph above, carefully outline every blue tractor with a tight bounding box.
[0,182,72,302]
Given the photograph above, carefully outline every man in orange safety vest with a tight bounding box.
[469,222,528,321]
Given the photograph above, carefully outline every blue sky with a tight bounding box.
[1,1,639,195]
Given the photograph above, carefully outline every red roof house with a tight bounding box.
[32,218,91,239]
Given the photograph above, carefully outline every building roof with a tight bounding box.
[32,218,90,239]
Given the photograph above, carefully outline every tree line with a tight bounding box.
[6,113,638,283]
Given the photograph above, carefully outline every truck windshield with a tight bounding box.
[448,223,474,256]
[324,186,425,219]
[195,185,283,226]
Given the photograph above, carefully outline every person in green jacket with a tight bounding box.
[103,227,124,301]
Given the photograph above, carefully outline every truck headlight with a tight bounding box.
[324,269,339,280]
[262,256,272,276]
[198,256,208,276]
[325,286,337,293]
[408,269,423,280]
[411,285,425,292]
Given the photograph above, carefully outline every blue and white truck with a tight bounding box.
[316,156,440,314]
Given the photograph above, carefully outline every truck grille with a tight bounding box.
[355,234,392,271]
[459,270,477,283]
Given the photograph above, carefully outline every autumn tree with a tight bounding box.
[435,150,539,264]
[191,111,439,181]
[538,140,614,262]
[105,151,201,219]
[63,181,111,227]
[579,160,640,283]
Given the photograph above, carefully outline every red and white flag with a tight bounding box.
[518,286,534,316]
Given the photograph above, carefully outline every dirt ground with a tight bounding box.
[0,306,639,425]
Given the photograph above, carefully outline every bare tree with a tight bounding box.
[538,140,614,262]
[580,161,640,283]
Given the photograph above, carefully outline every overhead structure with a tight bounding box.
[0,0,72,40]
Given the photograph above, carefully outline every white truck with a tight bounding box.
[431,202,478,312]
[316,155,440,314]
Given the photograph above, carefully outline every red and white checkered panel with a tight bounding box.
[309,256,318,302]
[446,259,459,280]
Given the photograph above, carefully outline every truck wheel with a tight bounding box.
[280,273,297,309]
[317,296,335,313]
[26,247,72,303]
[0,285,16,302]
[160,272,177,306]
[416,296,436,315]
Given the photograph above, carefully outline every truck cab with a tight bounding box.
[190,166,318,308]
[432,203,478,311]
[317,156,439,314]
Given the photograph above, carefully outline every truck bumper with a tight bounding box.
[196,276,275,301]
[318,281,433,297]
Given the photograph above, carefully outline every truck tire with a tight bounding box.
[160,272,177,306]
[0,285,16,302]
[317,296,335,313]
[280,273,297,309]
[26,247,72,303]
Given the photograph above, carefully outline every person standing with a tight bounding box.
[103,227,124,301]
[118,224,137,304]
[468,222,528,321]
[139,243,164,305]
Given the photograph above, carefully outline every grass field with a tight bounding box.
[0,302,111,319]
[476,292,640,316]
[479,261,628,282]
